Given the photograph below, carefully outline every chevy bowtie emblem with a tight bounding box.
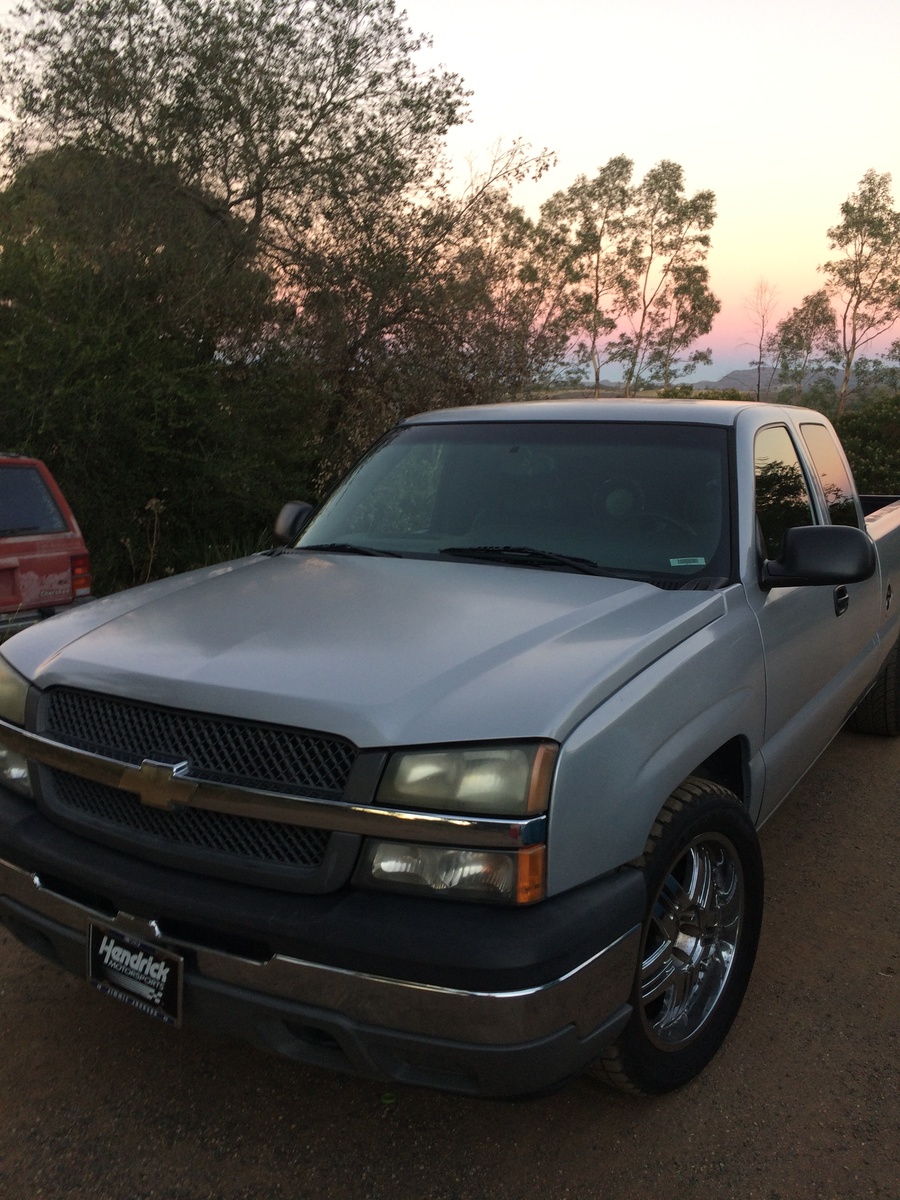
[119,759,197,810]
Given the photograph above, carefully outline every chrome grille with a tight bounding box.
[43,688,356,800]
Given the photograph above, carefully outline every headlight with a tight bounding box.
[355,841,546,905]
[0,654,29,725]
[376,742,556,816]
[0,654,34,797]
[0,743,33,796]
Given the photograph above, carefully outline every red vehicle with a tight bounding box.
[0,454,91,638]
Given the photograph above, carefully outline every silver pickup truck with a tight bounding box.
[1,400,898,1097]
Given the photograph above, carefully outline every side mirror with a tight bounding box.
[761,524,876,590]
[273,501,314,546]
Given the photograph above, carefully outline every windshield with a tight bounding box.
[297,421,732,585]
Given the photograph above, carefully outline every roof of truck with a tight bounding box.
[404,399,807,427]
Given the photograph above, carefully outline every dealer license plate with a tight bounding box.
[87,923,183,1027]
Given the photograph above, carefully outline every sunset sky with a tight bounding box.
[1,0,898,381]
[403,0,900,378]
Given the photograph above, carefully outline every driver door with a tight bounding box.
[746,423,881,821]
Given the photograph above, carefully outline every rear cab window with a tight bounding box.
[0,465,70,536]
[799,422,863,529]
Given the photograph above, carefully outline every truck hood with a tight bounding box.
[4,551,726,746]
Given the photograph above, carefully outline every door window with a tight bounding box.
[754,426,816,558]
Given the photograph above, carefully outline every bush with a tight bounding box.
[656,385,746,400]
[835,393,900,494]
[0,149,330,592]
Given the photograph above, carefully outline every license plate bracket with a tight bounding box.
[87,923,183,1027]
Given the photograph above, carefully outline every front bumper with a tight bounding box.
[0,789,644,1097]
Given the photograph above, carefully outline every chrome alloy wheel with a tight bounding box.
[639,832,744,1050]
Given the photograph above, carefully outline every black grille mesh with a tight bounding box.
[37,688,357,885]
[49,769,329,868]
[44,688,356,799]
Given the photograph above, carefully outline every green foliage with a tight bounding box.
[0,0,482,588]
[657,385,696,398]
[823,170,900,413]
[607,160,718,395]
[835,394,900,493]
[0,146,327,590]
[539,157,719,397]
[639,263,718,391]
[848,356,900,405]
[0,3,725,591]
[2,0,466,246]
[0,0,496,494]
[656,386,745,400]
[783,374,838,416]
[537,155,632,397]
[276,141,566,485]
[770,290,840,403]
[755,459,813,558]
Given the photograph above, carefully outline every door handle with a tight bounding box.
[834,585,850,617]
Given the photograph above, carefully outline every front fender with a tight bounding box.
[546,588,766,895]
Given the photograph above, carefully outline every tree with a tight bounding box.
[0,146,324,589]
[538,156,633,397]
[1,0,467,259]
[2,1,567,488]
[836,393,900,493]
[539,158,719,397]
[639,263,719,389]
[822,170,900,414]
[605,160,718,396]
[0,0,483,578]
[770,289,840,403]
[0,145,271,341]
[281,142,566,479]
[744,279,780,400]
[851,349,900,403]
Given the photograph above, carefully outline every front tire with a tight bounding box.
[595,777,763,1095]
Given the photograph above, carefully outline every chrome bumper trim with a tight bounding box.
[0,856,638,1044]
[0,719,546,848]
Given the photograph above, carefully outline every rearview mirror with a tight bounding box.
[761,524,876,590]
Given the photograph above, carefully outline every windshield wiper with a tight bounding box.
[297,542,403,558]
[0,526,42,536]
[439,545,608,576]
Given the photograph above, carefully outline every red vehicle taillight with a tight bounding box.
[70,553,92,598]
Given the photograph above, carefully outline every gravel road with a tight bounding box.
[0,729,897,1200]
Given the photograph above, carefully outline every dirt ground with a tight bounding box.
[0,729,897,1200]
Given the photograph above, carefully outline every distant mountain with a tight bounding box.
[690,369,776,393]
[557,366,845,397]
[691,367,850,395]
[578,369,782,393]
[578,370,780,394]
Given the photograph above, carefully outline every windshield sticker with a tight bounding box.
[670,557,707,566]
